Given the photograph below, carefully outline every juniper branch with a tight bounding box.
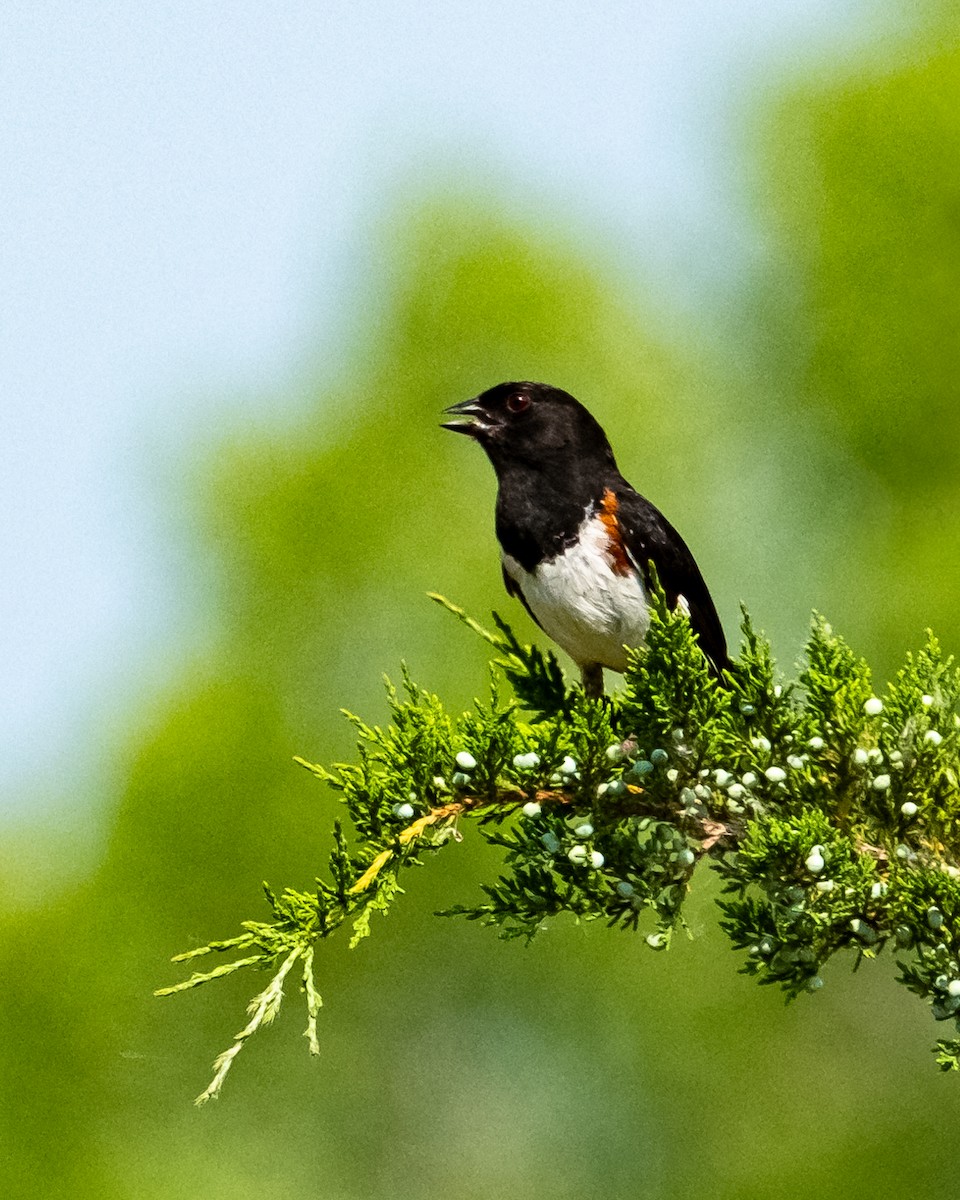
[194,947,302,1105]
[158,591,960,1099]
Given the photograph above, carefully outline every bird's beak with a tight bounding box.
[441,397,487,437]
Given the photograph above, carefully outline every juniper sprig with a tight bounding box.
[157,589,960,1101]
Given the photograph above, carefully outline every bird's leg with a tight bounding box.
[581,663,604,699]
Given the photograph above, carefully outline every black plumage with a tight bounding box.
[442,381,728,694]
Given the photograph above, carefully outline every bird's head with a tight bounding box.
[442,381,614,474]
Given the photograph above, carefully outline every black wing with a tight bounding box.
[614,487,730,675]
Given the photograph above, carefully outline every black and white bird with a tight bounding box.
[442,381,729,696]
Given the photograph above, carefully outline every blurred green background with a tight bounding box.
[7,5,960,1198]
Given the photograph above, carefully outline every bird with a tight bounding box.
[441,381,729,697]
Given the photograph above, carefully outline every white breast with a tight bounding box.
[503,513,650,673]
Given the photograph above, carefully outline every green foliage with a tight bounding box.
[428,593,570,720]
[716,808,881,999]
[159,594,960,1099]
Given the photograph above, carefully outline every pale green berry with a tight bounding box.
[787,755,804,770]
[864,697,883,716]
[816,879,835,893]
[948,980,960,998]
[741,772,758,788]
[928,907,944,930]
[574,823,594,838]
[922,694,934,707]
[395,802,415,820]
[805,847,825,874]
[589,850,605,869]
[567,845,588,865]
[559,756,578,775]
[455,751,477,771]
[451,771,470,787]
[872,774,891,791]
[650,748,669,765]
[677,848,695,867]
[901,801,918,817]
[765,766,787,783]
[752,736,772,752]
[522,801,542,817]
[925,729,943,746]
[727,783,746,801]
[616,881,635,898]
[853,748,869,766]
[605,743,625,762]
[714,769,733,787]
[807,737,825,751]
[513,752,540,770]
[666,768,679,783]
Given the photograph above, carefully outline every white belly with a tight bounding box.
[502,517,650,673]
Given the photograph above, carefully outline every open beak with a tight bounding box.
[441,397,487,437]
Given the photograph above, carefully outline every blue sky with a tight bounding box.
[2,1,899,818]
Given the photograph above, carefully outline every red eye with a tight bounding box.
[506,393,531,413]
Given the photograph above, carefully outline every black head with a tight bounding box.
[442,381,616,476]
